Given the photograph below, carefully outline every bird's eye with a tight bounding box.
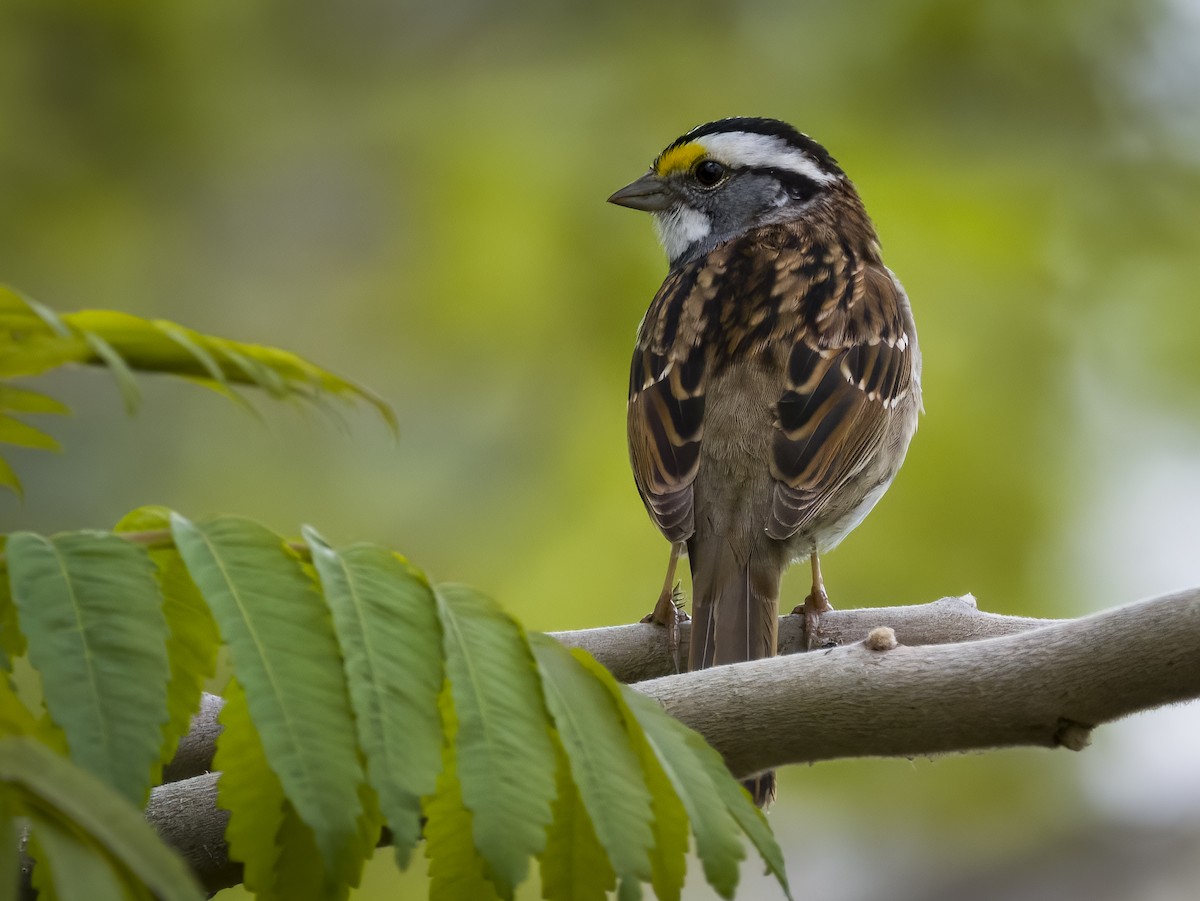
[693,159,726,187]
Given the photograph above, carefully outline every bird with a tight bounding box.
[609,117,921,805]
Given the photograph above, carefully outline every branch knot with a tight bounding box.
[864,626,898,651]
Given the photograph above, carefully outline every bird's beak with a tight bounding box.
[607,171,672,212]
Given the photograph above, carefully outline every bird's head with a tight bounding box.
[609,117,852,268]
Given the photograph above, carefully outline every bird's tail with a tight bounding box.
[687,535,780,807]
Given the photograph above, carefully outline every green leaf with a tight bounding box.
[0,415,61,451]
[0,677,40,739]
[170,514,365,877]
[572,653,688,901]
[28,814,128,901]
[25,835,56,901]
[264,786,383,901]
[710,766,793,901]
[13,294,71,337]
[152,322,256,414]
[303,529,443,868]
[269,802,343,901]
[25,833,57,901]
[637,745,689,901]
[622,690,746,900]
[109,505,175,543]
[64,308,397,433]
[0,674,66,753]
[152,321,230,386]
[265,776,381,901]
[0,284,42,323]
[539,736,615,901]
[215,345,288,397]
[0,385,69,415]
[0,455,20,498]
[200,335,396,434]
[614,689,792,901]
[7,531,170,804]
[213,678,285,896]
[435,584,557,896]
[0,287,394,430]
[529,635,654,896]
[0,786,17,900]
[0,555,27,666]
[114,508,220,768]
[81,331,141,414]
[0,287,89,377]
[423,690,501,901]
[155,554,220,766]
[0,736,204,900]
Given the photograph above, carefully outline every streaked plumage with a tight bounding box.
[611,118,922,804]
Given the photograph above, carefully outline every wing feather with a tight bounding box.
[767,264,918,539]
[626,256,724,542]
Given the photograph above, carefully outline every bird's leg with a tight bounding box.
[792,551,833,649]
[640,542,689,665]
[641,541,684,624]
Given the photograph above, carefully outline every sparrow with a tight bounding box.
[609,118,921,804]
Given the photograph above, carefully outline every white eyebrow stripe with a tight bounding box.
[698,132,838,184]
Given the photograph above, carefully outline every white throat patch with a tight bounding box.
[653,205,712,263]
[701,132,838,185]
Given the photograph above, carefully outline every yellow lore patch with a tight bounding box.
[653,142,706,177]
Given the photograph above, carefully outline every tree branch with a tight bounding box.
[643,587,1200,777]
[145,589,1200,894]
[161,595,1057,783]
[554,593,1058,683]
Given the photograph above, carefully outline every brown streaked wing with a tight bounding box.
[626,266,715,543]
[767,264,915,539]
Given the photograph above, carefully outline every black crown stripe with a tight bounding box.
[661,117,844,178]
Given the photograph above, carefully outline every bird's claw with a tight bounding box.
[793,588,833,650]
[642,583,689,670]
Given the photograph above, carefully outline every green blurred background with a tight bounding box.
[3,0,1199,897]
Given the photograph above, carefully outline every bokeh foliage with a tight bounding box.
[2,0,1198,898]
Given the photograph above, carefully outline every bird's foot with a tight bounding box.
[640,581,689,624]
[792,588,834,650]
[641,583,689,670]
